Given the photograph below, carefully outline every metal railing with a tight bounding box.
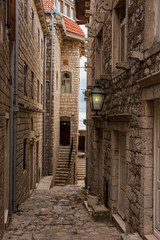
[68,137,73,167]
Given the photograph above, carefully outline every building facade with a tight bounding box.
[43,0,85,186]
[0,0,47,238]
[0,0,84,238]
[76,0,160,239]
[0,0,10,237]
[16,0,47,207]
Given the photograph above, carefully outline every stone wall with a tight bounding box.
[60,40,80,184]
[86,0,160,238]
[16,0,45,206]
[0,0,10,237]
[45,14,62,181]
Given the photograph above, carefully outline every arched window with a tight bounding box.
[61,72,71,93]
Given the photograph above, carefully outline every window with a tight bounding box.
[96,29,103,78]
[23,139,27,171]
[112,0,127,70]
[41,39,43,58]
[120,4,126,61]
[6,0,16,41]
[58,0,63,13]
[145,1,160,49]
[41,84,43,104]
[24,0,28,21]
[31,72,34,99]
[37,80,39,102]
[71,8,74,19]
[65,4,70,17]
[24,62,28,95]
[61,72,71,93]
[31,9,34,37]
[38,29,40,52]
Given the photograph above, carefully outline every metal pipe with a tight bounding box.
[13,0,19,212]
[9,42,14,215]
[48,13,54,175]
[43,34,47,176]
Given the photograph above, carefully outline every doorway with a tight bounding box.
[60,117,70,145]
[36,141,39,184]
[118,132,127,220]
[30,145,34,189]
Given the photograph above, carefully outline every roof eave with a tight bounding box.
[34,0,48,35]
[65,31,85,42]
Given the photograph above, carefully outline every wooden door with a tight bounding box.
[60,121,70,145]
[154,101,160,237]
[118,132,127,220]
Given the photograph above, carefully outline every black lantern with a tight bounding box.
[89,82,106,115]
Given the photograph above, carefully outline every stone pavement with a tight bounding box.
[2,182,121,240]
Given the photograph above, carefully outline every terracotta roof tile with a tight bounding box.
[43,0,54,12]
[63,16,85,37]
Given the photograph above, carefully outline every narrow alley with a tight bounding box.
[2,181,121,240]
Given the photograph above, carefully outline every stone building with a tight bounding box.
[0,0,11,237]
[43,0,85,186]
[0,0,47,238]
[15,0,48,207]
[76,0,160,239]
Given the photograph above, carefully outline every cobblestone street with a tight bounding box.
[2,182,121,240]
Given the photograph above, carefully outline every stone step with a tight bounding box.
[77,167,86,170]
[57,164,70,167]
[58,155,75,158]
[121,233,143,240]
[78,172,86,175]
[54,183,65,186]
[55,176,67,182]
[55,180,66,184]
[56,172,68,177]
[78,176,86,179]
[56,167,69,171]
[57,162,73,166]
[78,173,86,176]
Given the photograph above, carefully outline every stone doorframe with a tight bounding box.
[108,114,130,232]
[138,74,159,237]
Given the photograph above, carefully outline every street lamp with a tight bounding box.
[89,81,106,115]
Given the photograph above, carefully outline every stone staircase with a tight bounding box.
[55,146,75,186]
[77,152,86,181]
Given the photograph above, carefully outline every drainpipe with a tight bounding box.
[85,100,88,189]
[13,0,19,212]
[48,13,54,175]
[9,42,14,215]
[43,34,47,176]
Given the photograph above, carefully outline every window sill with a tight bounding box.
[112,68,125,79]
[145,41,160,59]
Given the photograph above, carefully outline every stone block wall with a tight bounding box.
[16,0,45,206]
[86,0,160,238]
[0,1,10,237]
[45,14,62,180]
[60,40,80,184]
[45,14,54,176]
